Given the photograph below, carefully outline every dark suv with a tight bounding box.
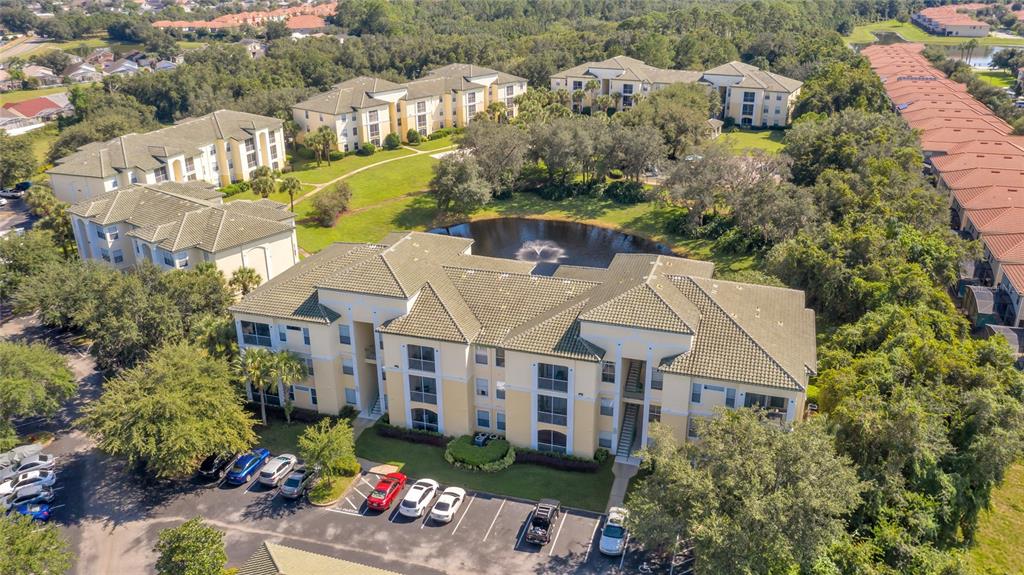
[197,453,237,481]
[525,499,560,545]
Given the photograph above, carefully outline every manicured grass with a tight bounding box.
[844,19,1024,46]
[721,128,786,153]
[976,70,1016,89]
[289,147,416,185]
[14,123,59,168]
[255,420,313,455]
[344,153,438,209]
[308,473,357,504]
[0,86,68,105]
[224,183,315,205]
[297,194,436,251]
[967,463,1024,574]
[409,135,455,151]
[355,429,614,512]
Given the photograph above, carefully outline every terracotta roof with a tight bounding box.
[907,115,1011,134]
[920,128,1011,154]
[953,186,1024,210]
[2,95,68,118]
[285,14,326,30]
[933,153,1024,173]
[984,233,1024,263]
[965,207,1024,235]
[944,138,1024,156]
[940,168,1024,190]
[1002,263,1024,292]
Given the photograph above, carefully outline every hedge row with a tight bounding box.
[444,436,515,472]
[514,447,608,473]
[375,422,449,447]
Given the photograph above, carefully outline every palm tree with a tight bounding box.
[314,126,338,166]
[250,165,273,179]
[486,101,507,122]
[279,176,302,212]
[611,91,623,111]
[584,79,600,111]
[595,95,614,115]
[571,90,585,112]
[306,131,324,166]
[234,347,275,426]
[270,351,307,424]
[251,175,275,198]
[229,266,262,296]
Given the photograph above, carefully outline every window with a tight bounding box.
[342,359,354,376]
[742,104,755,116]
[598,432,612,449]
[344,387,357,405]
[352,127,358,136]
[411,408,439,432]
[744,393,787,413]
[304,356,314,376]
[184,156,195,175]
[154,166,168,183]
[269,131,277,145]
[99,248,110,262]
[477,409,490,428]
[245,138,258,169]
[726,388,736,408]
[304,110,309,119]
[651,370,663,390]
[743,91,756,103]
[475,348,488,365]
[112,249,123,264]
[775,94,782,101]
[495,348,505,367]
[496,410,506,431]
[310,387,318,405]
[319,114,323,121]
[537,430,567,454]
[129,171,139,184]
[467,92,476,105]
[572,80,583,90]
[162,251,174,266]
[648,404,661,423]
[691,383,702,404]
[496,382,506,400]
[537,394,567,426]
[338,324,351,345]
[302,327,310,345]
[475,378,488,397]
[288,386,295,402]
[278,325,287,342]
[407,345,435,372]
[537,363,568,393]
[368,110,378,123]
[622,84,634,95]
[601,361,616,383]
[241,321,272,346]
[409,375,437,404]
[505,85,514,97]
[600,397,614,417]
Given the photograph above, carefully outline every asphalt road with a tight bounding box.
[3,316,679,574]
[0,196,34,235]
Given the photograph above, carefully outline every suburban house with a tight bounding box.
[1,93,73,123]
[238,39,267,59]
[549,56,803,127]
[911,4,990,37]
[286,14,327,37]
[22,65,61,86]
[292,65,528,149]
[48,109,285,204]
[230,232,816,459]
[68,181,298,283]
[104,58,140,76]
[62,62,104,83]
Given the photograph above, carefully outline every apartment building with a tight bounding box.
[230,232,816,459]
[68,181,298,284]
[291,65,528,150]
[911,4,990,37]
[549,57,802,127]
[549,55,702,111]
[48,109,285,205]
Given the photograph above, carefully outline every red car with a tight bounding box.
[366,472,407,511]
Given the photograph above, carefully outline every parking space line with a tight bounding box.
[451,494,474,536]
[48,504,65,511]
[548,512,567,556]
[516,511,531,549]
[420,515,430,529]
[323,507,361,517]
[388,503,403,523]
[620,535,630,569]
[583,517,601,563]
[352,486,368,498]
[482,499,506,542]
[244,480,260,493]
[344,496,357,510]
[359,477,377,489]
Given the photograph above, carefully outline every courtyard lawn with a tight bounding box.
[409,135,455,151]
[967,463,1024,574]
[289,147,416,185]
[355,427,615,512]
[256,420,313,455]
[721,128,786,153]
[0,86,68,105]
[225,182,316,205]
[976,70,1016,89]
[297,194,435,251]
[844,20,1024,46]
[344,153,438,210]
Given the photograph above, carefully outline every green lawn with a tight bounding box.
[297,194,436,251]
[355,428,614,512]
[289,147,416,185]
[225,183,315,205]
[976,70,1017,89]
[256,420,313,455]
[0,86,68,105]
[844,19,1024,46]
[12,123,59,169]
[409,135,455,151]
[721,128,786,153]
[968,463,1024,574]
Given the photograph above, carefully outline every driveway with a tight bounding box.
[0,196,35,235]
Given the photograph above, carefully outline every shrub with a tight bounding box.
[603,180,648,204]
[427,127,460,141]
[594,448,610,463]
[514,448,602,472]
[335,455,361,477]
[218,181,251,197]
[536,181,602,201]
[308,182,352,227]
[383,132,401,150]
[357,142,376,156]
[308,474,354,505]
[608,169,624,180]
[406,129,422,145]
[375,422,448,447]
[444,435,515,472]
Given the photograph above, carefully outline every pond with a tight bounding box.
[430,217,673,275]
[853,31,1018,67]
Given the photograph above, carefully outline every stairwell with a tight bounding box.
[624,360,644,397]
[617,403,640,457]
[366,395,384,419]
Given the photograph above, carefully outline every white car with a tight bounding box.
[258,454,297,487]
[399,478,439,518]
[0,470,56,497]
[599,507,629,556]
[3,484,55,509]
[429,486,466,523]
[0,198,7,207]
[1,453,55,481]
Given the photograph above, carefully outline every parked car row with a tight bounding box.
[0,445,59,522]
[196,448,316,500]
[0,181,29,199]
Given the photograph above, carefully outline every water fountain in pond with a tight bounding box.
[514,239,566,263]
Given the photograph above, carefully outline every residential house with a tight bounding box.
[1,93,73,123]
[68,181,298,283]
[22,65,61,86]
[286,14,327,37]
[48,109,285,204]
[238,38,267,59]
[912,4,990,37]
[154,59,178,71]
[62,62,103,83]
[700,61,803,128]
[549,55,702,112]
[105,59,140,76]
[230,232,817,459]
[85,47,115,67]
[0,70,18,92]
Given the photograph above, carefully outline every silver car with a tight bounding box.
[0,470,56,498]
[1,453,55,481]
[279,466,316,499]
[4,484,55,509]
[258,454,297,487]
[599,507,629,556]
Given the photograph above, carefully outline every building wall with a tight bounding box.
[293,105,391,152]
[211,229,298,283]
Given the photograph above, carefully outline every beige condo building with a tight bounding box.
[291,64,527,151]
[48,110,286,205]
[230,232,816,459]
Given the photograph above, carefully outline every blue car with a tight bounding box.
[225,448,271,485]
[9,502,50,522]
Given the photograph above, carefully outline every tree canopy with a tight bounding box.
[154,518,229,575]
[0,515,73,575]
[0,340,76,450]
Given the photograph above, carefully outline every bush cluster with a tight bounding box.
[514,447,603,473]
[427,127,459,141]
[603,180,648,205]
[443,436,515,472]
[375,422,448,447]
[357,142,377,156]
[308,182,352,227]
[218,181,251,197]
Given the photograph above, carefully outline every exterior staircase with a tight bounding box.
[617,403,640,457]
[366,396,384,419]
[624,360,644,398]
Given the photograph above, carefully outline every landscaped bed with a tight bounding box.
[308,473,357,505]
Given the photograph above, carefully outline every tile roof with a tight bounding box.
[940,168,1024,190]
[292,76,403,115]
[239,542,401,575]
[932,153,1024,173]
[984,232,1024,263]
[2,95,69,118]
[286,14,326,29]
[945,138,1024,156]
[551,55,703,85]
[907,115,1011,133]
[965,207,1024,235]
[68,181,294,253]
[702,60,803,92]
[1002,263,1024,292]
[235,232,815,389]
[48,109,282,178]
[953,185,1024,210]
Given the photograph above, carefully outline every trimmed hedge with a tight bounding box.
[219,181,251,197]
[515,447,602,473]
[444,436,515,472]
[427,127,460,141]
[375,422,448,447]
